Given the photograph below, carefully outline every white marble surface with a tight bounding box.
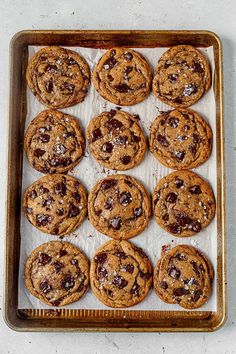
[0,1,236,353]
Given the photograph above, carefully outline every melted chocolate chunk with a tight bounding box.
[115,251,126,259]
[51,299,61,306]
[191,221,202,232]
[189,144,197,156]
[164,61,171,68]
[106,118,123,131]
[36,214,51,227]
[114,83,130,93]
[101,179,118,190]
[133,207,143,217]
[166,192,177,203]
[183,84,197,96]
[120,155,131,165]
[168,73,178,83]
[192,133,199,144]
[71,259,78,266]
[102,142,113,153]
[72,192,81,202]
[162,213,169,221]
[184,124,190,131]
[193,289,203,302]
[95,253,107,264]
[156,134,169,147]
[45,79,53,93]
[46,64,58,73]
[29,190,37,199]
[54,182,67,196]
[168,266,181,279]
[131,132,141,143]
[39,186,49,194]
[114,135,128,145]
[67,57,76,65]
[191,61,203,73]
[160,281,168,289]
[175,151,185,161]
[176,213,192,226]
[64,131,76,139]
[112,275,128,289]
[191,261,200,276]
[61,275,75,290]
[56,208,64,216]
[175,179,184,188]
[104,288,113,297]
[124,66,133,77]
[168,224,182,234]
[39,134,50,143]
[63,82,75,92]
[124,263,134,274]
[59,250,68,257]
[104,196,113,210]
[107,109,117,118]
[34,148,45,158]
[38,253,51,265]
[119,191,132,206]
[53,261,64,273]
[130,282,140,295]
[168,117,179,128]
[107,74,114,81]
[123,52,133,60]
[134,246,146,258]
[91,128,103,142]
[98,266,107,279]
[175,253,187,261]
[40,280,52,294]
[68,203,80,217]
[110,217,122,230]
[103,56,117,69]
[173,287,189,296]
[50,157,72,167]
[189,185,202,194]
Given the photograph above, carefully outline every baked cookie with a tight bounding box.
[88,174,151,239]
[90,240,152,308]
[25,241,89,306]
[24,109,85,174]
[152,170,215,237]
[26,46,90,108]
[92,48,152,105]
[152,45,211,107]
[154,245,214,309]
[86,109,147,170]
[23,174,87,236]
[149,108,212,169]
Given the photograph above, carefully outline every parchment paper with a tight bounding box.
[18,46,217,311]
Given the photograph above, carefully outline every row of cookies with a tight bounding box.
[26,45,211,108]
[24,107,212,173]
[25,240,213,309]
[23,172,215,238]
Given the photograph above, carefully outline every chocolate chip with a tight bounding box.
[55,182,67,196]
[124,66,133,77]
[95,209,102,216]
[50,157,72,167]
[193,289,203,302]
[34,148,45,158]
[156,134,169,147]
[68,203,80,217]
[25,207,33,214]
[123,52,133,60]
[193,134,199,144]
[63,82,75,92]
[39,134,50,143]
[59,250,67,257]
[107,74,114,81]
[51,300,61,306]
[175,253,187,261]
[175,151,185,161]
[46,64,58,73]
[40,280,52,294]
[103,56,117,69]
[67,57,76,65]
[114,83,130,93]
[61,275,75,290]
[72,192,81,202]
[104,196,113,210]
[54,144,67,155]
[45,79,53,93]
[120,155,131,165]
[106,118,123,131]
[52,227,59,235]
[191,261,200,276]
[168,73,178,83]
[53,261,64,273]
[176,213,192,227]
[175,179,184,188]
[114,135,128,145]
[191,221,202,232]
[124,263,134,274]
[183,84,197,96]
[189,185,202,194]
[130,282,140,295]
[36,214,51,227]
[91,128,103,142]
[115,251,126,259]
[189,144,197,156]
[133,207,143,218]
[162,213,169,221]
[98,266,108,279]
[110,217,122,230]
[64,131,76,139]
[95,253,107,264]
[168,117,179,128]
[39,186,49,194]
[134,246,146,258]
[173,287,189,296]
[102,142,113,153]
[38,253,51,265]
[191,61,203,73]
[56,208,64,216]
[166,192,177,203]
[107,109,117,118]
[168,224,181,234]
[160,281,168,289]
[112,275,128,289]
[164,61,171,68]
[184,124,190,131]
[29,190,37,199]
[119,191,132,206]
[101,179,117,190]
[71,259,78,266]
[168,266,181,279]
[104,288,113,297]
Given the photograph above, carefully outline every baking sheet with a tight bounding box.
[18,45,217,311]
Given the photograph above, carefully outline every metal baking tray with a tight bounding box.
[5,30,226,332]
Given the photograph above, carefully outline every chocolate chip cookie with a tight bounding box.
[25,241,89,306]
[154,245,214,309]
[26,46,90,108]
[24,109,85,174]
[88,174,151,239]
[149,108,212,169]
[23,174,87,236]
[86,109,147,170]
[152,170,215,237]
[152,45,211,107]
[92,48,152,106]
[90,240,152,308]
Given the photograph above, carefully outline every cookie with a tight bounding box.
[90,240,152,308]
[24,109,85,174]
[86,109,147,170]
[25,241,89,306]
[154,245,214,309]
[26,46,90,108]
[149,108,212,169]
[92,48,152,106]
[23,174,87,236]
[152,170,215,237]
[152,45,211,107]
[88,174,151,239]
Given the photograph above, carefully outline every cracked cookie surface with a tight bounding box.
[23,174,87,236]
[25,241,89,306]
[149,108,212,169]
[152,170,215,237]
[90,240,152,308]
[152,45,211,107]
[86,109,147,170]
[24,109,85,174]
[26,46,90,108]
[92,48,152,106]
[88,174,151,239]
[154,245,214,309]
